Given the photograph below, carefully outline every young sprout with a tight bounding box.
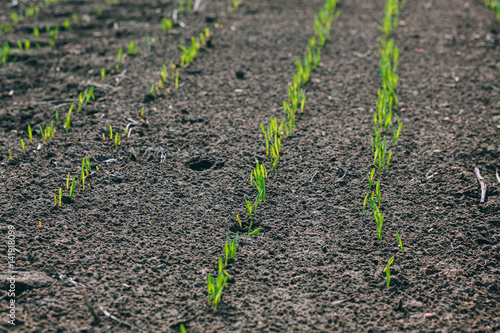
[40,125,45,144]
[383,256,395,288]
[128,40,138,55]
[244,194,252,220]
[27,125,32,143]
[109,125,113,139]
[59,188,62,206]
[367,168,375,188]
[65,103,74,132]
[34,26,39,38]
[206,270,227,311]
[141,106,144,116]
[224,233,238,266]
[101,67,105,82]
[205,27,210,38]
[55,110,59,124]
[370,199,384,243]
[11,13,19,25]
[232,0,239,12]
[161,18,173,34]
[85,157,91,175]
[17,40,23,53]
[54,195,57,206]
[115,132,119,149]
[20,139,25,152]
[396,232,404,254]
[250,162,267,203]
[64,19,70,30]
[116,48,124,72]
[67,173,70,190]
[69,176,77,200]
[81,169,85,190]
[247,228,262,237]
[236,214,242,228]
[175,69,179,89]
[180,324,187,333]
[150,83,155,95]
[375,179,381,206]
[8,149,12,160]
[179,0,184,17]
[72,14,78,24]
[84,86,95,104]
[187,0,193,12]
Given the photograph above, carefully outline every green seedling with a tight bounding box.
[150,83,155,95]
[396,232,404,254]
[101,67,105,82]
[12,13,19,25]
[179,36,201,67]
[109,125,113,139]
[247,228,262,238]
[20,139,25,151]
[236,214,242,228]
[224,232,238,265]
[187,0,193,12]
[160,64,168,82]
[34,26,39,38]
[54,110,59,124]
[40,125,45,144]
[67,173,70,190]
[128,40,138,55]
[69,176,77,200]
[383,256,395,288]
[8,149,12,160]
[84,157,91,175]
[65,103,74,132]
[141,106,144,116]
[1,42,12,64]
[244,194,252,220]
[48,26,59,47]
[28,125,32,143]
[24,39,30,51]
[180,324,187,333]
[367,168,375,188]
[250,162,267,203]
[161,18,173,34]
[84,86,95,104]
[115,132,119,149]
[54,195,57,206]
[64,19,70,30]
[370,199,384,243]
[59,188,62,206]
[72,14,78,24]
[17,40,23,53]
[207,270,227,311]
[175,69,179,89]
[232,0,239,12]
[81,169,85,190]
[205,27,210,38]
[179,0,184,17]
[116,48,124,72]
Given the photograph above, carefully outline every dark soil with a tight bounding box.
[1,0,499,332]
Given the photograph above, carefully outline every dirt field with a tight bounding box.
[0,0,499,332]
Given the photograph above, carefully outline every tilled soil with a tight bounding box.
[0,0,499,332]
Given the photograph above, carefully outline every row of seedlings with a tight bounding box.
[205,0,341,314]
[363,0,404,288]
[0,0,59,36]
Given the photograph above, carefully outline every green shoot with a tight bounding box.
[8,149,12,160]
[27,125,32,143]
[396,232,404,254]
[232,0,239,12]
[55,110,59,124]
[179,0,184,17]
[250,162,267,203]
[383,256,395,288]
[77,92,83,112]
[116,48,124,72]
[72,14,78,24]
[375,179,381,206]
[101,67,105,82]
[109,125,113,139]
[81,169,85,190]
[224,233,238,265]
[64,19,70,30]
[244,195,252,220]
[370,198,384,243]
[59,188,62,206]
[161,18,173,34]
[150,83,155,95]
[34,26,39,38]
[65,103,74,132]
[67,173,70,190]
[115,133,119,149]
[128,40,138,55]
[175,69,179,89]
[187,0,193,12]
[247,228,262,238]
[180,324,187,333]
[20,139,25,152]
[141,106,144,116]
[40,126,45,144]
[207,270,227,311]
[367,168,375,188]
[236,214,242,228]
[84,86,95,104]
[11,13,19,25]
[54,195,57,206]
[69,177,77,200]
